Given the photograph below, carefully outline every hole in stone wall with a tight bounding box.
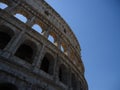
[15,44,34,64]
[0,25,14,50]
[0,31,11,50]
[14,13,27,23]
[59,64,68,85]
[0,2,8,9]
[48,35,54,43]
[40,56,49,73]
[40,53,55,75]
[32,24,42,34]
[64,29,66,33]
[71,73,77,90]
[61,45,64,52]
[44,11,49,16]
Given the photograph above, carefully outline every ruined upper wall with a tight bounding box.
[24,0,81,54]
[0,0,85,73]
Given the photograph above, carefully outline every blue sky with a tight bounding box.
[46,0,120,90]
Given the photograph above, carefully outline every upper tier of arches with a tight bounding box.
[0,0,84,72]
[21,0,81,54]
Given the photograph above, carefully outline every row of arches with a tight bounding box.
[14,13,66,53]
[0,25,82,89]
[0,2,63,49]
[0,1,79,62]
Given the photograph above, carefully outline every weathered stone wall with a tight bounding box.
[0,0,88,90]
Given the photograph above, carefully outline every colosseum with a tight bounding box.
[0,0,88,90]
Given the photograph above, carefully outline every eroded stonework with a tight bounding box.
[0,0,88,90]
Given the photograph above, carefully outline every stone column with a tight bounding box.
[42,27,51,38]
[67,69,72,90]
[32,43,43,68]
[53,55,59,80]
[33,44,45,69]
[54,35,61,50]
[53,55,61,81]
[26,16,35,27]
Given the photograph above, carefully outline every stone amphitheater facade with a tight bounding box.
[0,0,88,90]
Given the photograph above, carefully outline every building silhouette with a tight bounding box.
[0,0,88,90]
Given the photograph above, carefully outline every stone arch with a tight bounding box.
[48,35,54,43]
[13,8,32,23]
[48,31,56,44]
[0,82,18,90]
[58,64,68,85]
[40,53,55,75]
[32,24,43,34]
[0,2,8,9]
[14,13,27,23]
[61,45,64,52]
[33,18,45,33]
[15,40,37,64]
[0,25,15,50]
[60,42,68,55]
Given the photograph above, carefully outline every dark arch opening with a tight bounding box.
[0,32,11,49]
[40,56,49,73]
[15,44,34,64]
[0,83,18,90]
[71,73,77,90]
[40,53,55,75]
[59,64,68,85]
[0,25,14,50]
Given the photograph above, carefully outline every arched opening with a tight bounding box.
[40,56,49,73]
[15,43,34,64]
[0,2,8,9]
[61,45,64,52]
[0,82,18,90]
[0,25,14,50]
[71,73,77,90]
[59,64,68,85]
[48,35,54,43]
[14,13,27,23]
[40,53,55,75]
[61,43,68,55]
[0,32,11,49]
[32,24,42,34]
